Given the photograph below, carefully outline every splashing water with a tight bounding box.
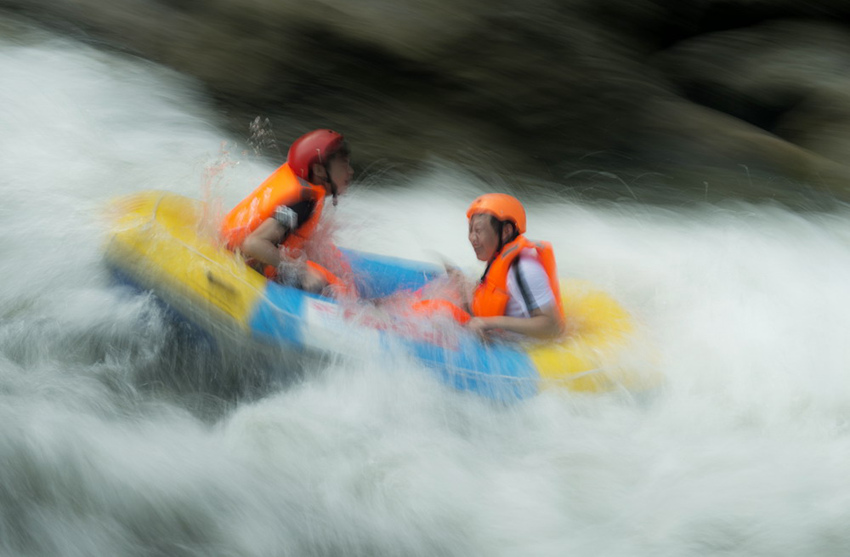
[2,17,850,557]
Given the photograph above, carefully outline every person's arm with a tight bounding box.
[241,217,288,268]
[467,303,563,340]
[241,215,329,293]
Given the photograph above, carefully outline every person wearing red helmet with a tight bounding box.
[463,193,565,340]
[220,129,355,296]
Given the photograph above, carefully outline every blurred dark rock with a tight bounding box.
[777,82,850,165]
[3,0,850,201]
[656,20,850,142]
[653,18,850,196]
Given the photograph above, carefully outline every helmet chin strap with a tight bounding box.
[324,163,339,206]
[492,221,519,260]
[314,162,339,206]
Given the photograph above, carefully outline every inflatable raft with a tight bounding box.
[103,191,645,402]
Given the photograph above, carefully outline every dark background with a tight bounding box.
[5,0,850,202]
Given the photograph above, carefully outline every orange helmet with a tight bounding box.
[466,193,526,234]
[287,129,348,180]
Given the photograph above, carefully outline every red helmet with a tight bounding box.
[287,129,348,180]
[466,193,526,234]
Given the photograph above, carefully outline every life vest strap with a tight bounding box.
[512,260,537,314]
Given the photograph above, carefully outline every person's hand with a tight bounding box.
[276,259,301,286]
[466,317,491,338]
[444,266,476,307]
[445,265,464,283]
[300,265,330,294]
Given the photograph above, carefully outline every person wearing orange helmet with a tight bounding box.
[463,193,565,340]
[220,129,355,296]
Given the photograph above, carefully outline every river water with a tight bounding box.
[2,19,850,557]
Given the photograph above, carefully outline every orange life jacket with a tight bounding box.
[220,162,355,296]
[220,162,326,254]
[471,235,564,321]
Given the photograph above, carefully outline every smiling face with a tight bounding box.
[468,214,503,262]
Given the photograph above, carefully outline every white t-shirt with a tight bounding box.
[504,249,555,318]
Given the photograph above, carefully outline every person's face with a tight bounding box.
[316,153,353,194]
[468,214,501,262]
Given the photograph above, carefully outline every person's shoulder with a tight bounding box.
[517,249,545,268]
[514,254,549,286]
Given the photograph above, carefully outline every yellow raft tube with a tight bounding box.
[104,191,653,401]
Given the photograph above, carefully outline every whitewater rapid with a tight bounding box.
[2,18,850,557]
